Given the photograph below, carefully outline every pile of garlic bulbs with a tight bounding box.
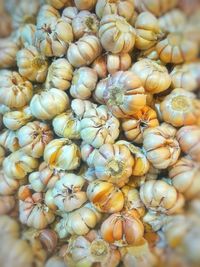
[0,0,200,266]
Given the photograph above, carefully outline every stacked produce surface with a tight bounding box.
[0,0,200,266]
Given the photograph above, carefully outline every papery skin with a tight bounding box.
[52,173,87,212]
[92,53,132,79]
[44,138,81,171]
[55,204,102,238]
[0,129,20,152]
[135,12,161,50]
[169,157,200,199]
[19,192,55,229]
[16,45,48,83]
[160,88,199,127]
[70,67,98,100]
[170,64,198,91]
[64,230,121,267]
[36,17,74,57]
[96,0,134,21]
[17,121,54,158]
[135,0,178,17]
[122,106,159,144]
[3,149,39,180]
[101,211,144,247]
[72,10,99,39]
[140,180,185,214]
[45,58,73,91]
[103,71,146,118]
[91,143,134,187]
[0,38,19,68]
[29,162,61,193]
[156,32,199,64]
[143,123,180,169]
[67,35,102,67]
[30,88,69,120]
[130,58,171,94]
[3,106,33,131]
[99,14,136,54]
[0,70,33,109]
[87,180,124,213]
[80,105,120,148]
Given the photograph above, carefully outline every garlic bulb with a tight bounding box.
[52,110,81,139]
[64,231,121,267]
[165,215,200,264]
[67,35,102,67]
[135,12,161,50]
[80,105,120,148]
[37,4,60,26]
[122,186,145,216]
[170,64,198,91]
[143,123,180,169]
[44,138,81,171]
[36,18,74,57]
[101,211,144,247]
[0,129,20,152]
[55,204,102,238]
[20,24,36,47]
[93,78,108,104]
[72,10,99,39]
[103,71,146,118]
[156,33,199,64]
[0,38,19,68]
[62,6,79,24]
[140,180,185,214]
[177,126,200,162]
[92,53,132,79]
[160,88,199,127]
[91,143,134,187]
[17,121,54,158]
[3,106,33,131]
[71,99,97,119]
[87,180,124,213]
[0,70,33,109]
[3,149,39,179]
[12,0,40,29]
[0,195,15,215]
[135,0,178,17]
[19,192,55,229]
[30,88,69,120]
[169,157,200,199]
[118,141,150,177]
[29,162,61,192]
[45,58,73,91]
[158,9,186,33]
[99,15,136,54]
[16,45,48,83]
[51,173,87,212]
[0,170,22,195]
[131,59,171,94]
[70,67,98,99]
[122,106,159,144]
[96,0,134,21]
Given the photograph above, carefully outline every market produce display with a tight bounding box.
[0,0,200,266]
